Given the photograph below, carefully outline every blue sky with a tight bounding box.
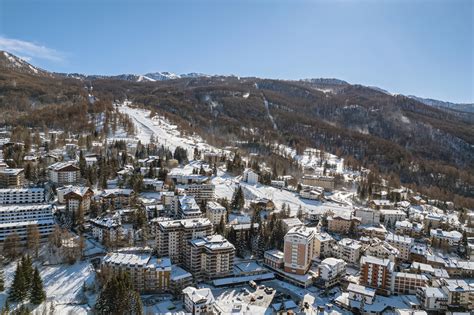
[0,0,472,103]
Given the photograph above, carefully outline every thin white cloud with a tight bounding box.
[0,36,64,62]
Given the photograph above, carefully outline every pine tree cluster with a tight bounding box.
[95,272,143,315]
[8,256,46,305]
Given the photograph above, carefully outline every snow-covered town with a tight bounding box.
[0,100,473,315]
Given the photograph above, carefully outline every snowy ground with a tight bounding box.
[118,104,223,158]
[1,260,96,314]
[212,169,354,217]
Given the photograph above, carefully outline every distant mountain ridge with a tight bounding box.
[408,95,474,113]
[1,50,472,113]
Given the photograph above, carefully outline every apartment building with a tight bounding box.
[299,187,324,200]
[416,287,448,312]
[176,195,202,219]
[360,255,394,296]
[392,272,428,295]
[0,168,25,188]
[206,201,226,225]
[101,250,171,293]
[301,175,335,191]
[430,229,463,248]
[347,283,376,305]
[332,238,362,264]
[0,188,45,204]
[170,265,193,297]
[440,279,473,310]
[0,204,55,242]
[155,218,213,264]
[242,168,259,185]
[313,232,335,258]
[48,162,80,185]
[90,216,123,243]
[379,209,407,226]
[316,257,346,289]
[184,184,215,205]
[283,226,316,275]
[385,233,414,261]
[364,238,399,263]
[395,220,423,238]
[100,189,134,209]
[185,235,235,281]
[182,286,215,315]
[355,207,380,225]
[64,187,94,214]
[327,215,361,235]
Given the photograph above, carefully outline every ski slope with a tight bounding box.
[118,104,222,158]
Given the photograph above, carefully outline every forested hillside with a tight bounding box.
[1,51,473,206]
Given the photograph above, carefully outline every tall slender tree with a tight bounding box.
[30,267,46,305]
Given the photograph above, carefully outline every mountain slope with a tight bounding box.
[1,51,473,205]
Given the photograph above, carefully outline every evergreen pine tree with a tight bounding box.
[95,272,143,315]
[9,262,27,302]
[30,267,46,305]
[0,265,4,292]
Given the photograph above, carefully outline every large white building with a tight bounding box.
[242,168,259,185]
[184,184,215,205]
[206,201,226,225]
[48,162,80,185]
[183,286,215,315]
[430,229,463,247]
[317,257,346,289]
[176,195,202,219]
[385,233,414,261]
[0,188,45,204]
[355,207,380,225]
[332,238,362,264]
[0,204,55,242]
[380,209,407,226]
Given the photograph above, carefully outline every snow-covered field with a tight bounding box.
[118,104,223,158]
[212,170,354,217]
[1,261,95,314]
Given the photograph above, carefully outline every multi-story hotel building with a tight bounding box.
[205,201,226,225]
[316,257,347,289]
[185,235,235,281]
[90,216,123,243]
[385,233,414,261]
[100,189,134,209]
[184,184,215,205]
[332,238,362,264]
[301,175,335,191]
[327,215,361,235]
[283,226,316,275]
[101,249,171,293]
[155,218,213,264]
[360,255,394,296]
[48,162,80,185]
[0,168,25,188]
[0,188,45,204]
[175,195,203,219]
[392,272,428,295]
[0,204,55,242]
[64,187,94,214]
[313,232,335,258]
